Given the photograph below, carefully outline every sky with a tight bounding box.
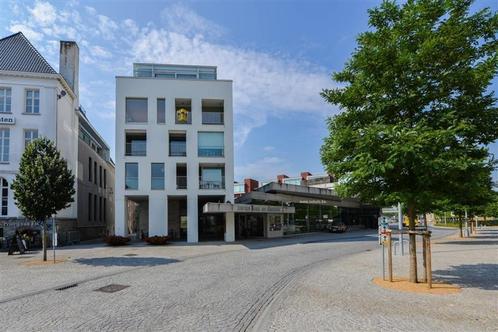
[1,0,497,182]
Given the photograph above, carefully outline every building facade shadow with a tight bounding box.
[433,263,498,291]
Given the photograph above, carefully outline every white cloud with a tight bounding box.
[161,3,225,38]
[235,157,288,181]
[8,24,42,41]
[29,1,56,26]
[90,45,112,58]
[263,146,275,152]
[97,15,119,40]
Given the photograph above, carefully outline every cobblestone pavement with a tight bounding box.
[1,228,490,331]
[254,227,498,332]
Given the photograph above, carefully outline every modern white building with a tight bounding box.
[0,32,115,245]
[115,63,235,243]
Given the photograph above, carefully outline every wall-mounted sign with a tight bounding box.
[0,116,15,125]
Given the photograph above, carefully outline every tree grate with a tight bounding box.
[94,284,129,293]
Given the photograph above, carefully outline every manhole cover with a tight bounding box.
[95,284,129,293]
[123,253,138,257]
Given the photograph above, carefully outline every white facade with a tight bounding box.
[0,72,79,219]
[115,64,234,243]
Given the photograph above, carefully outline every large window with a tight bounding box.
[125,98,148,123]
[88,157,92,182]
[199,166,225,189]
[125,163,138,190]
[0,129,10,162]
[0,88,11,113]
[25,89,40,114]
[202,99,224,124]
[198,132,224,157]
[125,132,147,156]
[88,193,92,221]
[24,129,38,148]
[169,133,186,156]
[1,178,8,215]
[151,163,165,190]
[157,98,165,124]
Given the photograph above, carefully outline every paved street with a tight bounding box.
[0,228,496,331]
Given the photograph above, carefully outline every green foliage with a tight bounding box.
[321,0,498,216]
[11,138,75,222]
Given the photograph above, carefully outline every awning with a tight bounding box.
[202,202,295,214]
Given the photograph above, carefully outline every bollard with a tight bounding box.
[387,231,393,282]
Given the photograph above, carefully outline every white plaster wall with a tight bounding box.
[0,74,78,219]
[115,76,234,242]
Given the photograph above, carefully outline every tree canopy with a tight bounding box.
[321,0,498,216]
[11,137,75,222]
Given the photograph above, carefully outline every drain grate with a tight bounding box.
[123,253,138,257]
[55,283,78,291]
[94,284,129,293]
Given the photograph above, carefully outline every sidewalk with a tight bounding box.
[255,227,498,331]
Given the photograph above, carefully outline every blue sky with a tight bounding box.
[1,0,497,181]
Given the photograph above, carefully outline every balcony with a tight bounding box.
[169,133,187,156]
[202,99,224,125]
[199,176,225,190]
[125,132,146,156]
[202,112,224,125]
[176,176,187,189]
[198,146,224,157]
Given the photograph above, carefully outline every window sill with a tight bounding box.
[22,112,41,115]
[0,112,12,115]
[0,162,9,164]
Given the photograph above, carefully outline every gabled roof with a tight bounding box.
[0,32,57,74]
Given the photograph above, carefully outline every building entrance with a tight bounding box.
[235,214,264,240]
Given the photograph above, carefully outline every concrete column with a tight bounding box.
[187,194,198,243]
[225,212,235,242]
[115,197,126,236]
[148,194,167,236]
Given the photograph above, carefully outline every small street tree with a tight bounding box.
[321,0,498,282]
[11,138,75,261]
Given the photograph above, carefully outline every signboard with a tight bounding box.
[378,216,389,245]
[0,116,15,125]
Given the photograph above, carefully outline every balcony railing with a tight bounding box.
[202,112,224,124]
[125,177,138,190]
[176,176,187,189]
[199,176,225,189]
[198,146,224,157]
[169,141,187,156]
[125,141,146,156]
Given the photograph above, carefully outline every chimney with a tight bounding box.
[244,178,259,193]
[277,174,288,184]
[300,172,312,180]
[59,41,79,98]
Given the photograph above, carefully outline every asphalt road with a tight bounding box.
[0,228,454,331]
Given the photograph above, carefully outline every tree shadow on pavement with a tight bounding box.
[74,257,179,267]
[433,264,498,291]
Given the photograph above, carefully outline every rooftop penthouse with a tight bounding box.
[133,63,217,80]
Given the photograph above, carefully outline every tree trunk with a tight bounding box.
[459,216,463,238]
[42,222,47,261]
[408,205,417,283]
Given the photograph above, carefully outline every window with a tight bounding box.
[175,99,191,124]
[94,162,97,185]
[103,198,107,222]
[104,169,107,189]
[99,166,102,188]
[88,157,92,182]
[125,163,138,190]
[24,129,38,148]
[99,196,102,222]
[94,195,97,221]
[157,98,165,124]
[198,132,224,157]
[169,133,186,156]
[202,99,224,124]
[199,166,225,189]
[125,132,147,156]
[25,89,40,114]
[0,88,11,113]
[0,129,10,162]
[125,98,148,123]
[88,193,92,221]
[1,178,8,215]
[151,163,165,190]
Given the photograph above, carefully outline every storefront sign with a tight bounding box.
[0,116,15,125]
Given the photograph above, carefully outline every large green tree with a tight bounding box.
[11,138,75,261]
[321,0,498,282]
